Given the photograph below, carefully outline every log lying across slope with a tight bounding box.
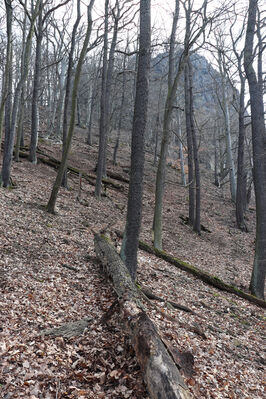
[94,234,191,399]
[18,150,124,191]
[114,231,266,309]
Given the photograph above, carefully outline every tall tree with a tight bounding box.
[1,0,40,187]
[217,45,237,203]
[61,0,82,187]
[94,0,109,199]
[244,0,266,299]
[120,0,151,280]
[47,0,95,213]
[29,0,71,164]
[0,0,13,146]
[230,17,248,231]
[153,0,180,250]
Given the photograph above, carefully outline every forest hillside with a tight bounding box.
[0,128,264,399]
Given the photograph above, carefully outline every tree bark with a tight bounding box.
[236,76,247,231]
[61,1,82,187]
[244,0,266,299]
[1,0,39,186]
[94,234,191,399]
[120,0,151,280]
[153,0,180,250]
[177,109,186,186]
[188,61,200,234]
[113,46,128,165]
[29,0,43,164]
[184,62,194,226]
[94,0,109,198]
[47,0,95,213]
[0,0,13,146]
[218,50,236,203]
[117,231,266,309]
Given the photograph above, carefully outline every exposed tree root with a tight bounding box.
[179,215,211,233]
[140,286,195,314]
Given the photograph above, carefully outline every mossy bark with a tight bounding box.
[94,233,191,399]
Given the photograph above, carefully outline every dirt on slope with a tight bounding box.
[0,129,264,399]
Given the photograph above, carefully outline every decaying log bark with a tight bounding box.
[115,231,266,309]
[106,170,130,184]
[94,234,191,399]
[18,150,124,191]
[41,317,92,338]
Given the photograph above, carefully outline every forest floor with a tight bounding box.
[0,128,265,399]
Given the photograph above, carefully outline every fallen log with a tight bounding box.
[94,234,191,399]
[41,317,92,338]
[18,150,124,191]
[106,170,130,184]
[115,231,266,309]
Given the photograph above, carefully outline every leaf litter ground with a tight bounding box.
[0,129,265,398]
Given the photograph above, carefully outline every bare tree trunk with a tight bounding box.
[153,0,180,250]
[0,1,13,146]
[236,76,247,231]
[177,109,186,186]
[94,0,109,198]
[47,0,95,213]
[61,1,82,188]
[113,48,127,165]
[244,0,266,299]
[120,0,151,280]
[153,113,160,167]
[1,0,39,186]
[53,58,67,139]
[14,88,26,162]
[218,50,236,202]
[184,62,194,226]
[152,80,163,167]
[29,0,43,164]
[213,124,220,187]
[188,60,200,234]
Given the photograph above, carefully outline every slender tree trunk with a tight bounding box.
[0,1,13,146]
[236,76,247,231]
[47,0,95,213]
[86,91,95,146]
[96,1,120,192]
[120,0,151,280]
[76,95,81,126]
[177,109,186,185]
[14,88,26,162]
[29,0,43,164]
[213,125,220,187]
[218,51,236,202]
[153,113,160,167]
[191,111,200,234]
[184,62,194,226]
[87,56,101,146]
[153,0,180,250]
[53,59,67,139]
[1,0,39,186]
[61,1,82,188]
[244,0,266,299]
[113,50,127,165]
[94,0,109,198]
